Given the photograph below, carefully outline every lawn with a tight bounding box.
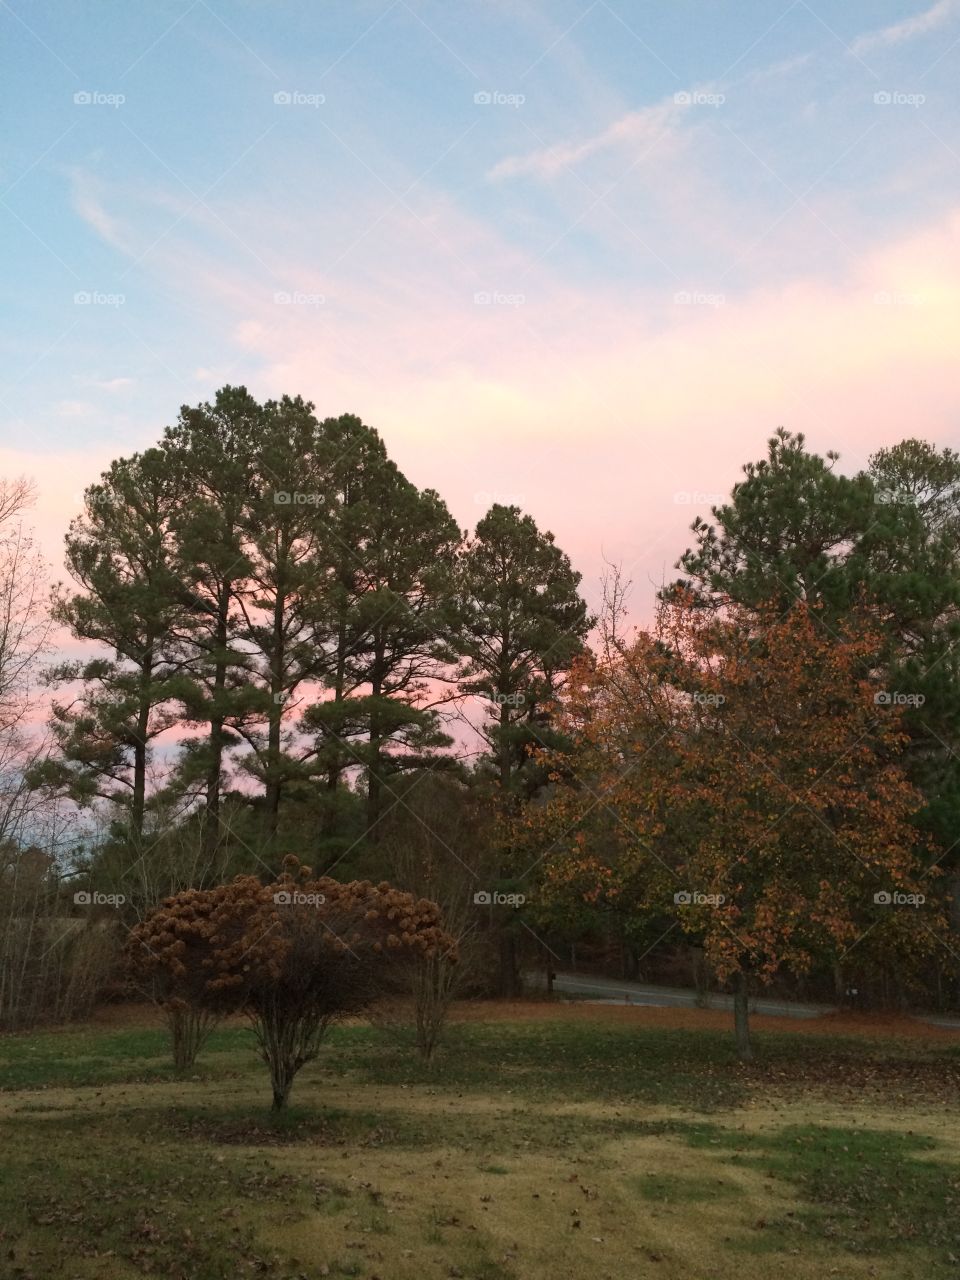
[2,1004,960,1279]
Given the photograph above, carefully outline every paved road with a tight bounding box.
[526,970,833,1018]
[527,970,960,1029]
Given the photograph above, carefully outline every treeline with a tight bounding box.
[521,429,960,1050]
[28,386,590,875]
[4,406,960,1036]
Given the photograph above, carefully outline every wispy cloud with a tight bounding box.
[55,400,93,418]
[852,0,957,54]
[488,98,683,180]
[486,54,807,184]
[82,377,135,391]
[69,170,135,254]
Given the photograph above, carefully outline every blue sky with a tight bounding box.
[2,0,960,613]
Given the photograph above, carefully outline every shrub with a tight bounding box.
[125,857,455,1106]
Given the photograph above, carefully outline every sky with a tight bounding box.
[2,0,960,622]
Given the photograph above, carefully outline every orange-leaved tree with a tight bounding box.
[126,857,456,1106]
[520,593,942,1060]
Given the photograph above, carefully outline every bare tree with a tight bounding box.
[598,554,632,664]
[0,478,110,1030]
[377,774,498,1058]
[0,477,49,736]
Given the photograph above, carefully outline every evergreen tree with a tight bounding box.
[161,386,261,855]
[457,503,593,994]
[35,449,190,846]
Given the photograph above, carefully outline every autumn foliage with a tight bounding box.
[126,857,455,1105]
[521,593,943,1058]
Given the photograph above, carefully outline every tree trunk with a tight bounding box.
[499,695,511,790]
[733,971,753,1062]
[366,653,384,843]
[202,590,230,859]
[132,655,153,845]
[498,930,521,998]
[264,582,285,847]
[319,621,348,841]
[950,869,960,933]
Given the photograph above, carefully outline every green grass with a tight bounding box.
[630,1169,740,1202]
[4,1017,958,1108]
[0,1111,309,1278]
[3,1014,960,1277]
[0,1023,255,1090]
[679,1122,960,1255]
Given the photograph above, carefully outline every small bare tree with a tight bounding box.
[0,478,95,1031]
[0,477,49,737]
[378,774,498,1059]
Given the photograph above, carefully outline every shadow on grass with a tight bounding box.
[676,1121,960,1257]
